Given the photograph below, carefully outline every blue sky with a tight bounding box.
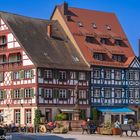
[0,0,140,56]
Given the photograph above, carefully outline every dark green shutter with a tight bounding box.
[10,90,14,99]
[67,72,70,80]
[41,88,45,98]
[53,70,58,79]
[40,69,44,78]
[3,90,6,99]
[53,89,58,98]
[20,70,24,79]
[20,89,24,98]
[67,90,71,99]
[30,70,34,79]
[76,72,79,80]
[31,88,34,98]
[0,72,4,82]
[86,72,90,80]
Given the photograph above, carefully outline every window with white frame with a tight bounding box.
[79,72,86,80]
[14,89,20,98]
[129,89,134,98]
[134,89,139,98]
[93,69,100,78]
[59,89,67,99]
[24,88,31,98]
[45,89,52,98]
[25,109,31,124]
[94,88,100,98]
[15,110,20,124]
[134,71,139,80]
[0,90,4,99]
[114,70,121,80]
[13,71,20,80]
[59,71,66,80]
[93,53,104,61]
[114,88,122,98]
[0,36,6,45]
[24,70,31,79]
[104,88,111,98]
[104,69,111,79]
[44,70,52,79]
[70,72,76,80]
[79,90,87,99]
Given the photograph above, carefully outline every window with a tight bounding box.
[114,89,121,98]
[93,69,100,78]
[129,71,139,80]
[94,88,100,98]
[59,71,66,81]
[0,36,6,45]
[44,70,52,79]
[79,90,87,99]
[24,89,32,98]
[100,38,108,44]
[24,70,31,79]
[14,89,20,99]
[70,72,76,80]
[112,55,123,62]
[13,71,20,80]
[59,89,67,99]
[0,110,3,123]
[104,88,111,98]
[0,90,4,99]
[129,89,139,98]
[115,39,122,46]
[25,109,31,124]
[17,53,22,62]
[0,55,6,64]
[45,89,52,98]
[106,25,111,30]
[114,70,121,80]
[79,72,86,80]
[86,36,95,43]
[92,23,97,29]
[15,110,20,124]
[77,21,83,27]
[93,53,104,61]
[104,69,111,79]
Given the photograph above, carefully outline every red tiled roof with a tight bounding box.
[57,5,135,68]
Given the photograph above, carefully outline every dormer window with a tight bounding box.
[106,25,111,30]
[112,54,124,62]
[114,39,122,46]
[77,21,83,27]
[92,23,97,29]
[100,38,108,44]
[86,36,95,43]
[0,36,6,46]
[93,53,104,61]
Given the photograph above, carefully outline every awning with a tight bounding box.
[60,109,74,113]
[96,107,135,115]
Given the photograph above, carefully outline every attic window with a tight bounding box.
[106,25,111,30]
[112,54,124,62]
[77,21,83,27]
[92,23,97,29]
[114,39,122,46]
[100,38,108,44]
[93,53,104,61]
[86,36,95,43]
[72,56,80,62]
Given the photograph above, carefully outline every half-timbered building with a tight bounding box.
[0,12,90,126]
[51,3,140,121]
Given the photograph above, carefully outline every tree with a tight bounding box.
[91,108,98,125]
[34,108,41,132]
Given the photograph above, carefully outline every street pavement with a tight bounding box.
[6,131,140,140]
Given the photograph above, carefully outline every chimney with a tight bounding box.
[62,2,68,15]
[47,24,52,37]
[139,39,140,57]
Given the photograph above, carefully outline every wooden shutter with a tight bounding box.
[53,89,58,98]
[20,70,24,79]
[10,90,14,99]
[30,70,34,79]
[67,89,71,99]
[0,72,4,82]
[76,72,79,80]
[20,89,24,98]
[41,88,45,98]
[3,90,6,99]
[53,70,58,79]
[30,88,34,98]
[67,71,70,80]
[10,72,13,80]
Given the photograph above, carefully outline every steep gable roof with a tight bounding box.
[0,11,90,70]
[54,4,135,68]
